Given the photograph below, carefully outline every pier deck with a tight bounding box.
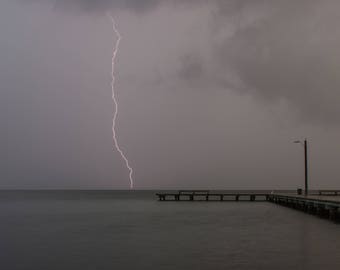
[268,193,340,220]
[156,191,268,201]
[281,194,340,204]
[156,191,340,221]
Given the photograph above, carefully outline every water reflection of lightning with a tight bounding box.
[108,14,134,189]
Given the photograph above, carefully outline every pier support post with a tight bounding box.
[316,206,327,218]
[306,203,315,214]
[329,207,338,221]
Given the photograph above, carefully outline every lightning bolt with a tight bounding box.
[108,14,134,189]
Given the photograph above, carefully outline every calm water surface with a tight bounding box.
[0,191,340,270]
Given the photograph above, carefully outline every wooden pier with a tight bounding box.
[156,190,269,202]
[268,194,340,221]
[156,190,340,221]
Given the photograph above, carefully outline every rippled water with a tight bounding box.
[1,191,340,270]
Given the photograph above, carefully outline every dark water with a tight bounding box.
[1,191,340,270]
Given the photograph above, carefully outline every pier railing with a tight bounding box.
[318,190,340,196]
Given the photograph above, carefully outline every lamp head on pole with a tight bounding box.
[293,140,305,147]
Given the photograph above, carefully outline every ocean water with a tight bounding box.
[0,191,340,270]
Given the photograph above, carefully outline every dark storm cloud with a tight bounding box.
[155,0,340,125]
[178,54,204,81]
[212,1,340,124]
[19,0,340,124]
[28,0,248,14]
[3,0,340,189]
[27,0,196,13]
[52,0,160,13]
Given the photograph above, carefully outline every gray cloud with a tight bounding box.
[214,1,340,124]
[28,0,249,14]
[3,0,340,189]
[25,0,197,14]
[161,0,340,125]
[21,0,340,124]
[178,53,204,82]
[52,0,160,13]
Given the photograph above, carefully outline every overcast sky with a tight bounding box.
[2,0,340,189]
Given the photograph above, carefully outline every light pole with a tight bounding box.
[294,139,309,196]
